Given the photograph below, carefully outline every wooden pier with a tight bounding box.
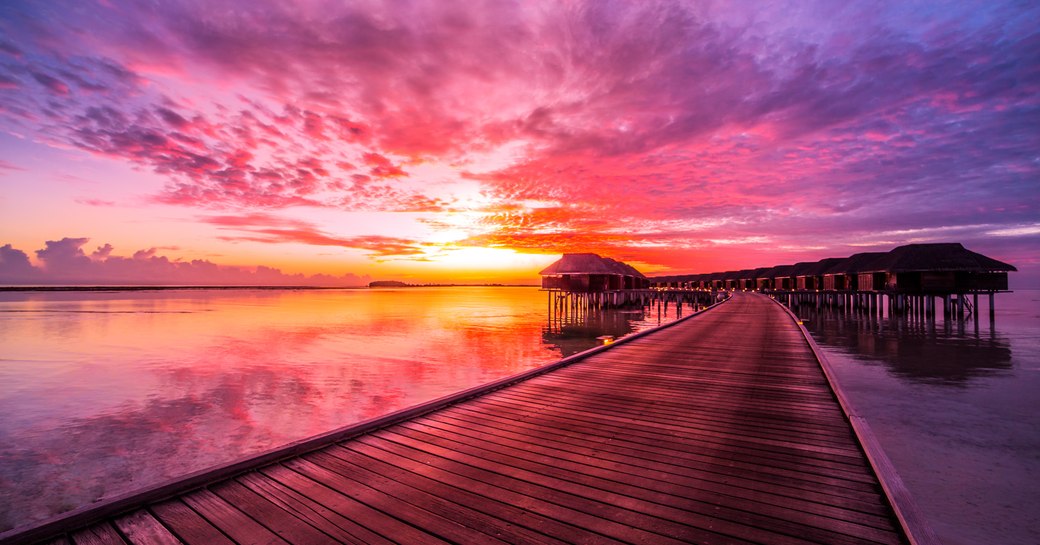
[3,293,927,545]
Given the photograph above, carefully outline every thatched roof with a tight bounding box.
[753,267,778,278]
[604,258,648,279]
[789,261,820,276]
[768,265,796,278]
[800,257,845,276]
[539,253,647,276]
[822,252,887,275]
[748,267,772,279]
[865,243,1017,273]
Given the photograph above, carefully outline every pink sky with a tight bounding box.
[1,1,1037,286]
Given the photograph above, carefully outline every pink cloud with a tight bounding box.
[0,0,1035,280]
[75,198,116,207]
[202,213,427,257]
[0,159,25,172]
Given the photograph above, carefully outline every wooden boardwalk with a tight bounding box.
[8,293,911,545]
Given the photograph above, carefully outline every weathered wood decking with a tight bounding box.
[8,293,914,545]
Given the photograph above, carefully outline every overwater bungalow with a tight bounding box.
[863,243,1016,293]
[795,258,845,291]
[540,253,648,292]
[743,267,770,291]
[718,270,742,291]
[822,252,887,291]
[770,264,797,291]
[640,242,1014,320]
[755,266,778,291]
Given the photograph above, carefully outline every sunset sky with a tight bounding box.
[1,0,1037,286]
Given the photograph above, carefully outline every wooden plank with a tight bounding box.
[258,463,451,545]
[305,449,570,545]
[180,489,289,545]
[410,414,896,529]
[429,408,893,516]
[209,480,336,545]
[464,395,873,472]
[343,438,701,545]
[380,423,901,545]
[458,398,867,474]
[500,382,855,440]
[149,501,235,545]
[445,399,880,495]
[69,523,126,545]
[363,431,766,545]
[113,510,183,545]
[237,471,392,545]
[494,386,863,447]
[317,442,612,545]
[282,456,511,544]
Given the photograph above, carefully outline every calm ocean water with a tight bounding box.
[0,286,695,531]
[799,290,1040,545]
[1,287,1035,541]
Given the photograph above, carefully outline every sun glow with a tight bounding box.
[421,245,554,273]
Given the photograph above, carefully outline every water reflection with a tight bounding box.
[0,287,696,531]
[541,298,697,357]
[794,303,1013,385]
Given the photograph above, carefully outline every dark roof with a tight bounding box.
[866,243,1017,273]
[645,243,1015,284]
[754,266,777,278]
[789,261,819,276]
[748,267,771,278]
[822,252,887,275]
[801,257,845,276]
[540,253,648,276]
[605,258,648,279]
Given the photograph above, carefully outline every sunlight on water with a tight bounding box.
[0,286,693,530]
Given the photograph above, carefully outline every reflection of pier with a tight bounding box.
[541,290,722,358]
[544,288,718,330]
[796,302,1014,384]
